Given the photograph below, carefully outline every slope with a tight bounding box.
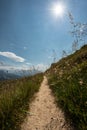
[46,45,87,130]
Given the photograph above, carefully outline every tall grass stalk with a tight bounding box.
[0,73,43,130]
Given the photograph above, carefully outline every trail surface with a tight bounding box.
[21,76,73,130]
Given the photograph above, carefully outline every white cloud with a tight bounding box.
[0,64,28,71]
[0,52,25,62]
[26,62,32,65]
[0,61,49,73]
[35,64,49,72]
[24,47,27,50]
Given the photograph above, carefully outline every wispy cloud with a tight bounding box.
[0,63,29,71]
[24,47,27,50]
[35,64,49,72]
[26,62,32,65]
[0,60,49,72]
[0,52,25,62]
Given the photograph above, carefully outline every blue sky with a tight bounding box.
[0,0,87,71]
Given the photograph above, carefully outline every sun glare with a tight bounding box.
[52,3,65,17]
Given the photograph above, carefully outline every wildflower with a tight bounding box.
[67,75,71,80]
[85,101,87,105]
[54,68,57,73]
[59,70,63,77]
[79,80,83,85]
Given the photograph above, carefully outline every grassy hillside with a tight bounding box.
[0,73,43,130]
[46,45,87,130]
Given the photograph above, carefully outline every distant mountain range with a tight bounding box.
[0,70,20,80]
[0,69,41,80]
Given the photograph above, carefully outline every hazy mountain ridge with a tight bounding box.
[0,70,20,80]
[0,69,41,80]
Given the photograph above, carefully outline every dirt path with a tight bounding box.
[21,76,73,130]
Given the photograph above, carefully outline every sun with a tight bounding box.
[52,3,65,17]
[53,5,64,16]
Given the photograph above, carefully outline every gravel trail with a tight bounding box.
[21,76,73,130]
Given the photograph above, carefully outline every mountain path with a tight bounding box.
[21,76,73,130]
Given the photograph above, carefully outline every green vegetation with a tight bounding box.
[46,45,87,130]
[0,73,43,130]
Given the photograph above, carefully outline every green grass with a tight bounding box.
[0,73,43,130]
[46,45,87,130]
